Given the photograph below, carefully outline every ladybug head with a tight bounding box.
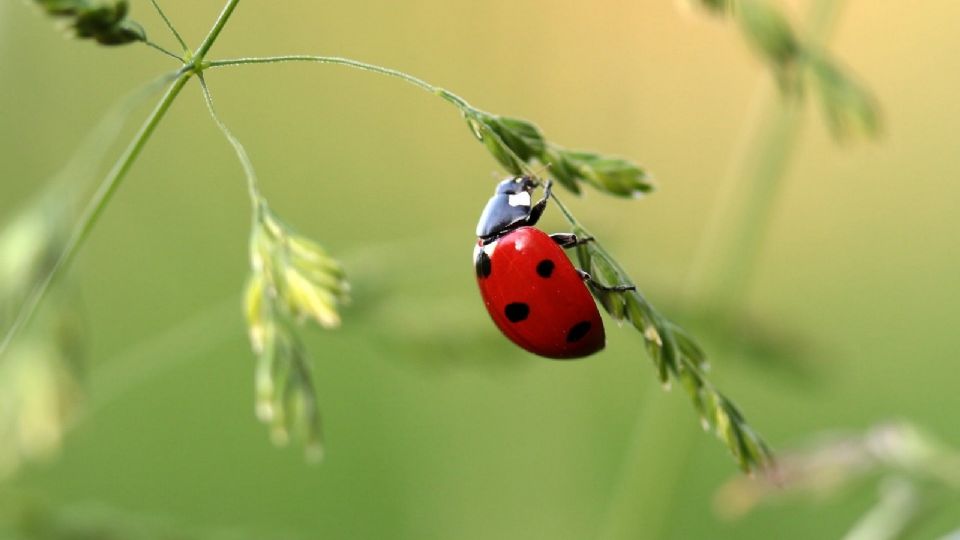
[494,176,538,196]
[476,176,543,241]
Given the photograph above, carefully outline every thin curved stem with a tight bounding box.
[0,69,193,359]
[206,55,573,212]
[143,39,184,62]
[197,74,262,205]
[148,0,189,52]
[547,190,581,229]
[206,55,477,113]
[204,54,537,218]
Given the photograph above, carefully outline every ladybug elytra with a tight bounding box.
[474,176,633,359]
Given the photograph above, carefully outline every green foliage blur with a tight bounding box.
[2,1,959,538]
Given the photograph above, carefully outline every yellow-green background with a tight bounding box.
[2,0,959,538]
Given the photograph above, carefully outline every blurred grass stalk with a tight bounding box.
[601,1,853,538]
[684,0,850,318]
[715,421,960,539]
[0,69,178,481]
[0,197,85,482]
[597,385,700,540]
[0,0,228,480]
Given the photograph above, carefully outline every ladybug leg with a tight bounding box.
[550,233,594,249]
[576,270,636,292]
[524,179,553,227]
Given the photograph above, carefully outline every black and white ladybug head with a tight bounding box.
[494,176,538,196]
[476,176,540,241]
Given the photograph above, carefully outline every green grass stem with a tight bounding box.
[1,0,245,359]
[684,0,848,317]
[0,70,192,359]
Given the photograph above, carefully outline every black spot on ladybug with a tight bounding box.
[504,302,529,323]
[536,259,554,278]
[566,321,591,342]
[475,250,492,278]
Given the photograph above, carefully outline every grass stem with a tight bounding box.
[1,0,245,359]
[207,55,479,114]
[0,70,192,359]
[598,387,697,540]
[143,39,184,61]
[148,0,189,53]
[197,74,262,204]
[193,0,240,65]
[683,0,848,318]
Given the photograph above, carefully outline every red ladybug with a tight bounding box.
[474,176,633,359]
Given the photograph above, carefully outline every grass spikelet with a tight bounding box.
[241,203,348,460]
[691,0,882,140]
[32,0,145,45]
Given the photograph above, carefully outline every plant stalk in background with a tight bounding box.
[685,0,881,318]
[715,422,960,538]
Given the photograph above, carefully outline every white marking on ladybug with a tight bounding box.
[473,241,498,262]
[507,192,531,207]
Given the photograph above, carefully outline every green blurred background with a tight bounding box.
[2,0,959,538]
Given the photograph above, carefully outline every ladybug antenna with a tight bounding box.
[518,175,541,191]
[529,162,551,182]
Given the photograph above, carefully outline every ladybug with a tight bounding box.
[474,176,634,359]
